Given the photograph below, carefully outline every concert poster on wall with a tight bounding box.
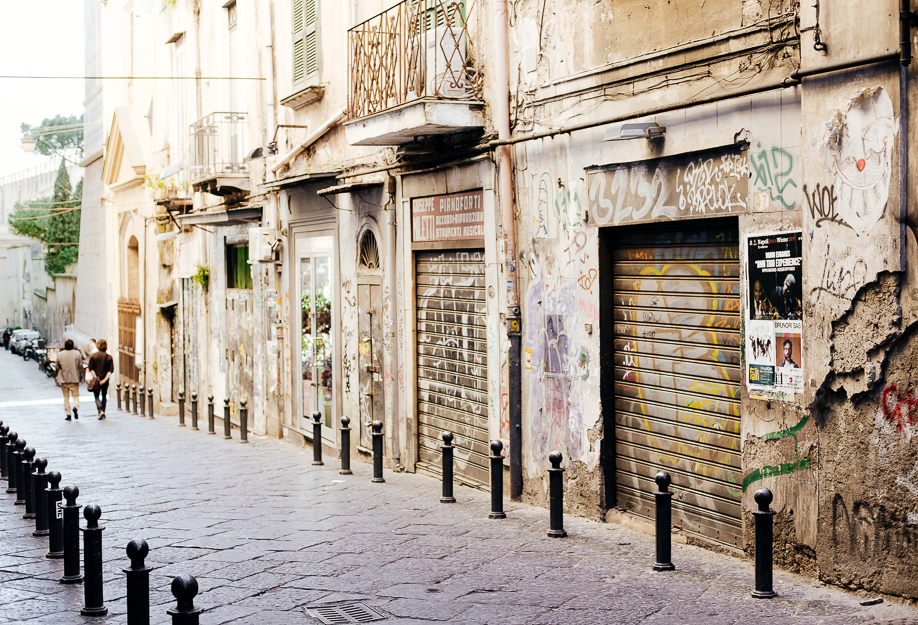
[746,231,804,398]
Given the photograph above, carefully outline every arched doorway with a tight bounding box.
[356,226,384,450]
[118,236,141,384]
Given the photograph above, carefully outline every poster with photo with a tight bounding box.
[746,231,804,397]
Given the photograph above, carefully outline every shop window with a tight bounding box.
[227,244,253,289]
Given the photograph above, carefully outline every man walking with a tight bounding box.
[87,339,114,419]
[57,339,84,420]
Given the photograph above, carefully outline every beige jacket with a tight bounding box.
[57,349,84,385]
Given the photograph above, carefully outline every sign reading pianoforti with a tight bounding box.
[411,190,485,242]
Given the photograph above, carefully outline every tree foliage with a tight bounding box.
[20,114,84,157]
[8,160,82,276]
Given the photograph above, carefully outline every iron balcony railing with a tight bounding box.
[348,0,481,120]
[189,112,248,183]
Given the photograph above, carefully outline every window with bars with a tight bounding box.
[292,0,319,86]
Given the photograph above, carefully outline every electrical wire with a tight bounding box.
[8,206,81,221]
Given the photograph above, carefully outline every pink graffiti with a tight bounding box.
[500,393,510,439]
[883,384,918,432]
[578,299,599,322]
[398,364,405,392]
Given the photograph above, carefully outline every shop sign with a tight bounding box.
[412,190,485,242]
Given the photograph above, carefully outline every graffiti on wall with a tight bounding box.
[586,148,750,226]
[819,86,897,236]
[750,143,798,211]
[882,384,917,435]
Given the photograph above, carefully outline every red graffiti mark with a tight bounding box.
[623,371,637,382]
[398,364,405,392]
[883,385,918,431]
[578,269,598,292]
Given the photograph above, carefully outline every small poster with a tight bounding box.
[746,231,803,397]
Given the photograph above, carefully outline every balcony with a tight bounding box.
[344,0,484,147]
[189,112,250,196]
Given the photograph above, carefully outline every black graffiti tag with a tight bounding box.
[803,183,853,230]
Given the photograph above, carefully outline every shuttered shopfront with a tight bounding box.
[612,222,743,548]
[415,250,490,488]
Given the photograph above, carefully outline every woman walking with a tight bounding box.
[88,339,115,419]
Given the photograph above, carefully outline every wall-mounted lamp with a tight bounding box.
[20,133,36,153]
[602,122,665,142]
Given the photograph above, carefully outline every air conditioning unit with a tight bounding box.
[249,227,275,263]
[408,25,470,100]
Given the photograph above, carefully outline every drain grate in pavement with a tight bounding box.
[306,602,385,624]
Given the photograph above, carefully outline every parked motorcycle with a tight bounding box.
[22,339,35,361]
[40,345,58,379]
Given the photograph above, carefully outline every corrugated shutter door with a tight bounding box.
[416,250,489,488]
[612,222,743,548]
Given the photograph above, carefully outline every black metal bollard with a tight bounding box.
[139,386,146,417]
[4,431,17,491]
[33,458,49,536]
[239,399,249,444]
[223,399,232,439]
[81,504,107,616]
[751,488,777,599]
[339,416,352,475]
[47,472,64,558]
[488,441,506,519]
[178,391,185,427]
[60,486,83,584]
[440,432,456,504]
[190,392,198,431]
[132,384,138,415]
[116,383,122,412]
[124,539,152,625]
[652,471,675,571]
[167,574,202,625]
[22,447,36,519]
[0,424,8,480]
[147,387,154,419]
[13,439,26,505]
[371,420,385,483]
[312,411,323,464]
[547,451,567,538]
[206,395,215,435]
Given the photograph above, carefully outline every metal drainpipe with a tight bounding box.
[901,0,911,271]
[493,0,523,501]
[385,178,401,469]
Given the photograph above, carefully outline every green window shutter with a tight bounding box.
[292,0,305,84]
[304,0,318,80]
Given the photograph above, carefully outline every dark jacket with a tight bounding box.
[88,351,114,385]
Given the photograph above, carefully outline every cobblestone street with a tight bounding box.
[0,351,916,625]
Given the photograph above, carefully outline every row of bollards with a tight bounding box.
[649,469,778,598]
[114,383,156,419]
[1,419,204,621]
[175,390,248,444]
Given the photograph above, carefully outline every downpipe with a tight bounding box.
[901,0,912,271]
[493,0,523,501]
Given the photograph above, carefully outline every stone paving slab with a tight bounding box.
[1,351,917,624]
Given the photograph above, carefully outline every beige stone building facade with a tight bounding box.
[77,0,918,597]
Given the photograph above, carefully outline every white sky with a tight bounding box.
[0,1,85,178]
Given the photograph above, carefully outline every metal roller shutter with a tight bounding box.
[612,222,743,548]
[416,250,489,488]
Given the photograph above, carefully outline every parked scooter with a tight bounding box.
[22,338,35,361]
[39,343,58,379]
